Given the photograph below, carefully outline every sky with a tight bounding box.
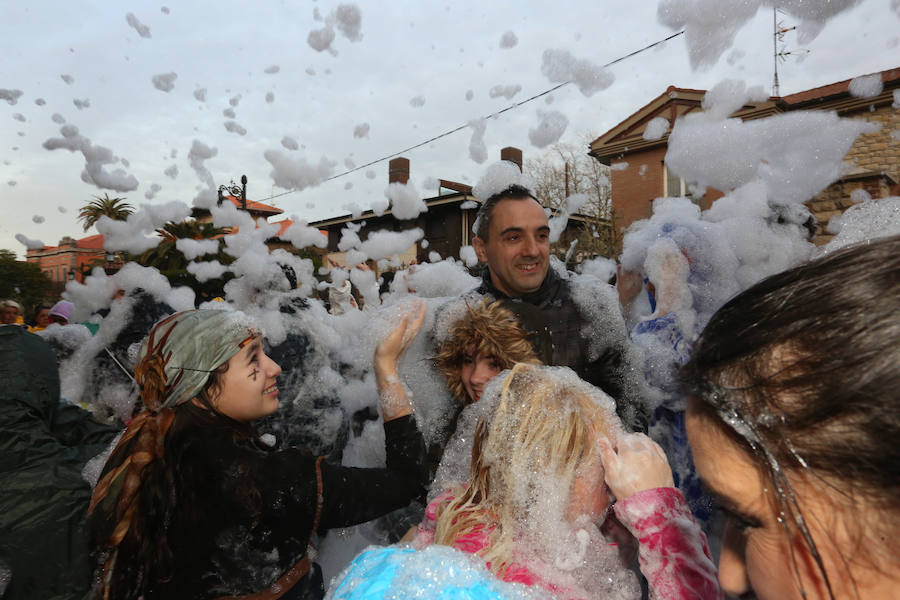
[2,0,898,257]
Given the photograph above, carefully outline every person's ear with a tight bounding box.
[473,236,488,263]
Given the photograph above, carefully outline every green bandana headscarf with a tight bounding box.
[89,309,261,580]
[135,309,259,409]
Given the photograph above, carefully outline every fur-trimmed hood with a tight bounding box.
[435,299,539,403]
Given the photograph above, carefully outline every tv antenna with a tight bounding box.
[772,8,810,96]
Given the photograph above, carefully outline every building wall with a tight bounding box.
[803,101,900,245]
[609,146,667,231]
[609,147,720,234]
[603,79,899,241]
[26,242,105,283]
[418,203,469,262]
[843,104,900,175]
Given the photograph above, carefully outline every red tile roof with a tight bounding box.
[75,234,105,249]
[267,219,329,240]
[273,218,293,237]
[31,233,106,253]
[222,195,283,216]
[781,67,900,105]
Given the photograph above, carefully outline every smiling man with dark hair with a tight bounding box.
[472,185,647,430]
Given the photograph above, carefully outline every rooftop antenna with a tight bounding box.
[772,8,810,97]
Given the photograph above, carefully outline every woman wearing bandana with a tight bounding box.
[89,307,428,600]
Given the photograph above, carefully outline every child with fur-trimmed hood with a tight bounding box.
[426,299,541,477]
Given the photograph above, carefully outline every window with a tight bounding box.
[663,165,695,200]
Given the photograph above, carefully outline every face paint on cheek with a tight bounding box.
[250,368,259,381]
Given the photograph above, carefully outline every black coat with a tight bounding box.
[476,267,647,430]
[98,406,427,600]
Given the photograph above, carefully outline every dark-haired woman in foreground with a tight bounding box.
[89,307,427,600]
[682,235,900,600]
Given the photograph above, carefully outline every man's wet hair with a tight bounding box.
[473,184,539,241]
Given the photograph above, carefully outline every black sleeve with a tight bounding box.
[584,342,649,434]
[318,414,427,529]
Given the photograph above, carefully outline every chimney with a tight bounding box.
[500,146,523,172]
[388,157,410,184]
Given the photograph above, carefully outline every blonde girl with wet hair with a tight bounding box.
[416,364,721,600]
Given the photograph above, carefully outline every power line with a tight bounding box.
[260,29,685,204]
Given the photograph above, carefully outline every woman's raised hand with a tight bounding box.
[374,300,426,421]
[598,433,674,501]
[375,300,427,373]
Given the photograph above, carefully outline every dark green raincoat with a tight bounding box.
[0,325,119,600]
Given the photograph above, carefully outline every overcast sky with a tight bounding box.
[2,0,898,256]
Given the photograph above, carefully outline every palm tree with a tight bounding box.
[135,220,235,299]
[77,194,135,232]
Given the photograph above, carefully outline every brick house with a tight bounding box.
[589,67,900,246]
[25,234,110,283]
[309,147,604,272]
[310,156,481,270]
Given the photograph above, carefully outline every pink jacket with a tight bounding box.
[415,487,721,600]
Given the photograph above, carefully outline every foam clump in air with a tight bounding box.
[548,193,588,243]
[472,161,536,201]
[352,123,369,139]
[499,31,518,49]
[15,233,45,250]
[187,260,229,282]
[144,183,161,200]
[528,110,568,149]
[43,123,139,192]
[848,73,883,98]
[360,228,424,262]
[333,4,363,41]
[151,72,177,92]
[385,181,426,220]
[280,219,328,249]
[469,118,488,164]
[642,117,669,140]
[187,139,218,207]
[0,89,24,105]
[459,245,478,267]
[263,150,336,191]
[489,84,521,100]
[125,13,152,38]
[657,0,862,69]
[405,259,478,298]
[97,201,191,254]
[308,26,336,52]
[540,48,614,97]
[224,121,247,136]
[175,237,219,261]
[666,79,877,206]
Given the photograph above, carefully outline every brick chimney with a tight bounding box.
[388,157,410,184]
[500,146,523,172]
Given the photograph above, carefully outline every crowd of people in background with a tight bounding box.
[1,298,74,331]
[1,180,898,600]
